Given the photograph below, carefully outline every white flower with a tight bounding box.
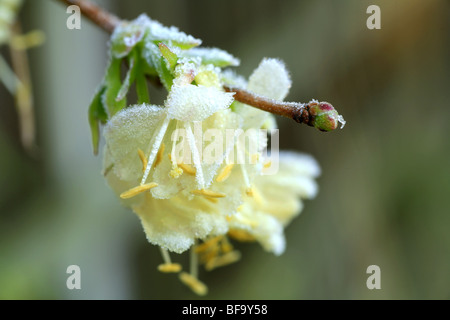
[227,151,320,255]
[102,55,321,295]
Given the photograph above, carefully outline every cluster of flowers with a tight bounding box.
[91,15,321,295]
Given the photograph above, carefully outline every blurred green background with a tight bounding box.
[1,0,449,299]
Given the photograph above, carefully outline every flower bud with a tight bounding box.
[308,101,345,132]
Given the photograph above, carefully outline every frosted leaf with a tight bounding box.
[183,47,240,67]
[103,104,165,181]
[111,22,145,58]
[165,85,235,122]
[248,58,291,101]
[144,15,202,49]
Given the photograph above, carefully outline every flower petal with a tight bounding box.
[103,104,165,181]
[247,58,291,101]
[165,84,235,122]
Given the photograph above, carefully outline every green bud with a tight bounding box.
[308,101,345,132]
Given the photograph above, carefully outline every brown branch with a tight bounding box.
[59,0,121,34]
[55,0,342,131]
[224,85,310,125]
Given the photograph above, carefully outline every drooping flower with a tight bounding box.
[93,14,335,295]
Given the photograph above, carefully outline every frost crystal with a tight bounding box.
[248,58,291,101]
[183,47,240,67]
[165,85,235,122]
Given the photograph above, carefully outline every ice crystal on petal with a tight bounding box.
[248,58,291,101]
[165,85,235,122]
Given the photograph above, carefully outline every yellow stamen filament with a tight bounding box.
[119,183,158,199]
[179,272,208,296]
[195,236,223,253]
[191,189,226,198]
[200,246,219,264]
[205,251,241,271]
[178,163,196,175]
[158,263,182,273]
[154,143,165,168]
[205,197,219,204]
[220,237,233,253]
[137,149,147,173]
[250,186,265,206]
[228,229,256,242]
[216,164,234,182]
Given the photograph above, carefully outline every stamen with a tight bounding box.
[263,161,272,169]
[185,122,205,189]
[170,167,183,179]
[250,186,265,206]
[228,229,256,242]
[158,263,182,273]
[119,182,158,199]
[216,164,234,182]
[220,236,233,253]
[137,149,147,173]
[190,242,199,279]
[160,247,172,264]
[154,143,165,168]
[179,272,208,296]
[236,139,251,189]
[178,163,196,175]
[191,189,226,198]
[157,247,181,272]
[200,246,219,264]
[245,187,254,197]
[251,153,260,165]
[141,116,171,185]
[195,236,222,253]
[205,250,241,271]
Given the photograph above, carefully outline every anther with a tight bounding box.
[119,182,158,199]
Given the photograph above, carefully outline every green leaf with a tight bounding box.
[116,49,139,101]
[136,68,150,104]
[182,47,240,67]
[158,43,178,71]
[142,42,174,91]
[146,19,201,49]
[103,57,127,117]
[88,86,107,155]
[111,23,146,59]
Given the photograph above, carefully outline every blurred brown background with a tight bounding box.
[0,0,449,299]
